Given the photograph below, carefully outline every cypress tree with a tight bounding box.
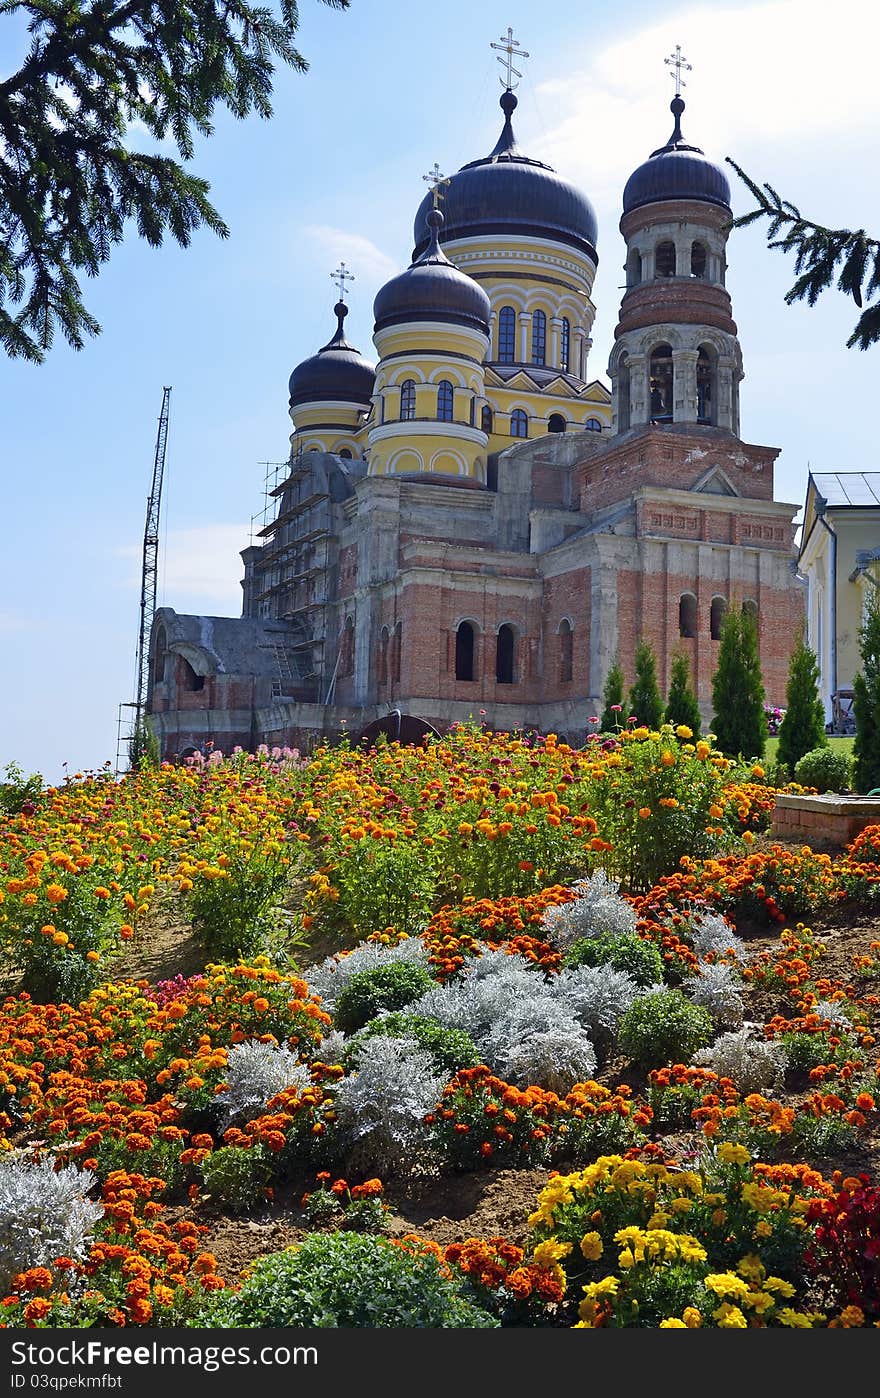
[628,638,664,730]
[665,650,702,738]
[710,606,767,759]
[853,592,880,793]
[600,659,628,732]
[776,633,827,776]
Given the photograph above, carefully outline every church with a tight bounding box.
[147,40,804,759]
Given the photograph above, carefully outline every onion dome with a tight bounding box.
[373,208,491,333]
[288,302,376,407]
[622,95,731,215]
[411,91,598,260]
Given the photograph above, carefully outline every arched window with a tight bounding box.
[455,621,475,681]
[496,624,515,684]
[340,616,355,677]
[152,626,167,687]
[339,447,353,459]
[437,379,454,422]
[378,627,389,687]
[548,413,566,434]
[469,396,476,427]
[559,619,573,683]
[585,417,602,432]
[691,241,708,278]
[560,317,571,373]
[743,599,759,630]
[510,409,528,439]
[649,344,673,422]
[697,346,716,425]
[679,593,697,639]
[628,248,643,287]
[655,241,676,277]
[400,379,416,421]
[481,404,493,434]
[498,306,516,363]
[531,310,546,366]
[710,596,727,641]
[617,354,631,432]
[181,658,204,692]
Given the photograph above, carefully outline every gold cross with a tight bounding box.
[490,26,529,90]
[665,44,692,96]
[331,262,355,300]
[422,163,451,210]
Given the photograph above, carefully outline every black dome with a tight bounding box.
[622,96,731,215]
[412,92,598,260]
[374,209,491,334]
[288,303,376,407]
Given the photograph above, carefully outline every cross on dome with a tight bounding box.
[331,262,355,301]
[422,163,451,210]
[664,44,692,97]
[490,26,529,91]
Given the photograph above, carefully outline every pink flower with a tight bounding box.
[610,704,622,713]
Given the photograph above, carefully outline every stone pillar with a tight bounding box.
[518,312,530,363]
[673,349,699,424]
[549,318,563,370]
[627,352,649,426]
[717,356,735,432]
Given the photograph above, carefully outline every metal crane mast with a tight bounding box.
[135,387,171,730]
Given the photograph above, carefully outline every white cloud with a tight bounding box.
[116,524,250,614]
[302,225,400,290]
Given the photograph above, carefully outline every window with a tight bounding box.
[691,241,708,278]
[679,593,697,639]
[548,413,566,434]
[339,447,352,459]
[627,248,642,286]
[743,599,759,630]
[340,616,355,676]
[697,347,715,424]
[496,624,515,684]
[498,306,516,363]
[510,409,528,439]
[585,417,602,432]
[455,622,475,681]
[152,626,167,687]
[710,596,727,641]
[181,658,204,692]
[655,241,676,277]
[649,344,673,422]
[481,404,493,434]
[531,309,546,366]
[559,620,573,683]
[400,379,416,421]
[437,379,454,422]
[560,317,571,373]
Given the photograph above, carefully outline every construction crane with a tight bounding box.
[117,388,171,774]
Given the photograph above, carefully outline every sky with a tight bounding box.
[2,0,879,784]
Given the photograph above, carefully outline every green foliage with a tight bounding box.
[776,635,827,775]
[853,593,880,793]
[333,962,436,1035]
[710,606,767,758]
[600,658,628,731]
[793,746,852,794]
[187,846,292,961]
[199,1145,273,1214]
[0,0,350,362]
[727,160,880,351]
[127,718,160,772]
[0,761,43,815]
[563,933,663,988]
[320,836,438,938]
[628,638,664,731]
[618,990,713,1070]
[664,650,702,739]
[344,1013,481,1077]
[206,1232,498,1327]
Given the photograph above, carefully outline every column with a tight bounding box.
[717,356,735,432]
[549,318,563,370]
[518,312,530,363]
[673,349,699,424]
[627,352,649,426]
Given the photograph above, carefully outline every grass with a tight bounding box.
[765,735,855,770]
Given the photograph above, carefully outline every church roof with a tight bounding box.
[374,208,491,333]
[411,91,598,261]
[622,96,731,215]
[288,302,376,408]
[810,472,880,507]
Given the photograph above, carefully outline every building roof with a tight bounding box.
[288,302,376,409]
[622,95,730,215]
[811,472,880,507]
[374,207,491,334]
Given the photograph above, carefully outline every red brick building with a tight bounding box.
[148,88,803,759]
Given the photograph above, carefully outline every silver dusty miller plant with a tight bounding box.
[694,1028,788,1094]
[501,1026,598,1094]
[688,911,748,964]
[306,936,430,1009]
[540,870,637,950]
[215,1040,311,1128]
[332,1035,445,1178]
[555,963,645,1053]
[687,963,745,1029]
[0,1154,104,1294]
[411,949,552,1046]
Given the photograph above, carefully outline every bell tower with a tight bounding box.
[609,51,744,437]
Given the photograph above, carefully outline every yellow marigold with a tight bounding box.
[716,1142,750,1166]
[531,1240,572,1267]
[713,1302,748,1328]
[682,1306,703,1328]
[579,1232,603,1262]
[659,1318,687,1327]
[777,1308,817,1328]
[660,750,676,766]
[837,1305,865,1328]
[751,765,765,779]
[638,807,651,820]
[675,725,693,739]
[762,1276,795,1298]
[705,1273,751,1301]
[696,741,711,760]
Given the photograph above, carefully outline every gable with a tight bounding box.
[693,465,739,497]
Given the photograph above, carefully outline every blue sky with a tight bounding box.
[2,0,878,783]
